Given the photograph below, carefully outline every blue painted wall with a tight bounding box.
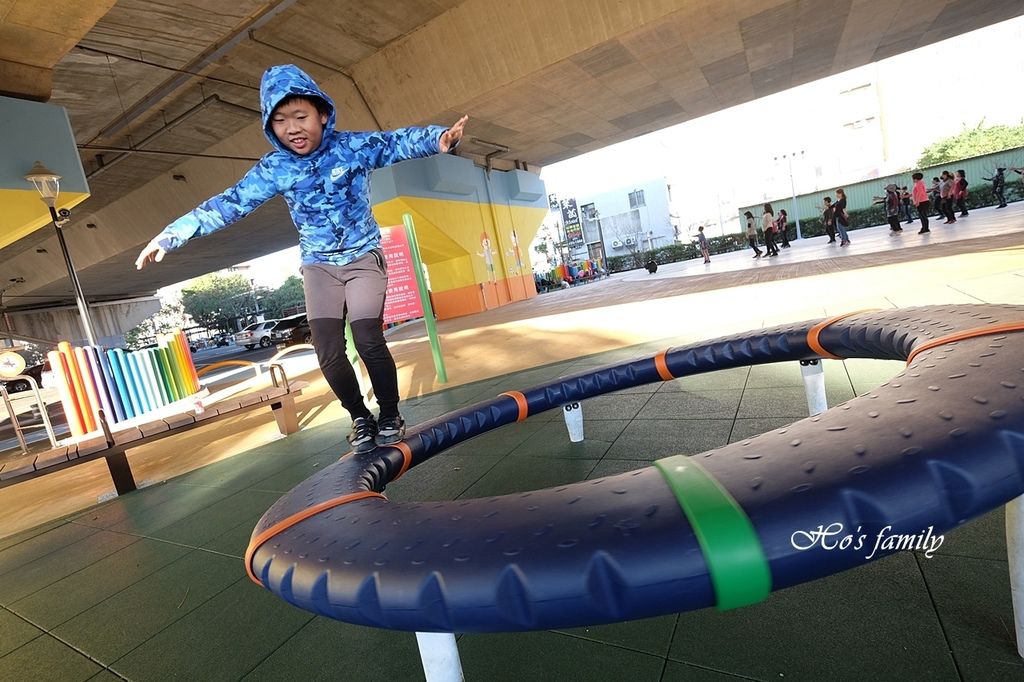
[0,95,88,193]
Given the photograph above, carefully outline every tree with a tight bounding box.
[180,273,254,330]
[124,301,192,350]
[917,121,1024,167]
[260,275,306,318]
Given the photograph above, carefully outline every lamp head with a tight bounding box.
[25,161,62,207]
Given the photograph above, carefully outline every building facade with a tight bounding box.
[542,178,676,267]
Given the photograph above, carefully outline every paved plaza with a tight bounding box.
[0,203,1023,680]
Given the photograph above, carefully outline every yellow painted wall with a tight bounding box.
[373,196,547,319]
[0,190,90,251]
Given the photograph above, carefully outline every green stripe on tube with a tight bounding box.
[653,455,772,610]
[158,346,180,402]
[159,346,180,402]
[161,344,183,401]
[146,348,170,406]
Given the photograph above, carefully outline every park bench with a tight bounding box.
[0,363,307,495]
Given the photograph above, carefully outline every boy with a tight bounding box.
[136,64,467,453]
[697,225,710,263]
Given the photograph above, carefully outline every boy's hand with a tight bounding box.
[135,238,167,270]
[439,115,468,153]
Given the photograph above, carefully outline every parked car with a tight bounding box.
[189,333,232,353]
[284,316,312,346]
[1,360,47,394]
[270,314,308,345]
[233,320,278,350]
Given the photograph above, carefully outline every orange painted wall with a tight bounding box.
[431,273,537,319]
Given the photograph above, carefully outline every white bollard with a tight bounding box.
[1006,497,1024,658]
[415,632,464,682]
[799,359,828,416]
[562,402,584,442]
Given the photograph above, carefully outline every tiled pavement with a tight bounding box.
[0,347,1021,681]
[1,203,1022,680]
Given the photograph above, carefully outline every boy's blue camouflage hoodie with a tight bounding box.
[155,64,447,266]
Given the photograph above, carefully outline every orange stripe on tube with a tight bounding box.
[245,490,385,586]
[806,309,876,360]
[906,322,1024,365]
[177,329,200,393]
[392,441,414,479]
[48,350,84,437]
[60,342,96,433]
[500,391,529,421]
[654,351,674,381]
[74,347,102,431]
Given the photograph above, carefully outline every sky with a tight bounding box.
[169,15,1024,295]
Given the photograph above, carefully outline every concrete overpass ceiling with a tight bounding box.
[11,199,298,304]
[2,0,1022,314]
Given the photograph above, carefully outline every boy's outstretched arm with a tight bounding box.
[135,238,167,270]
[357,115,469,169]
[135,161,278,270]
[439,115,468,153]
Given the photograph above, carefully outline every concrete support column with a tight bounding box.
[0,61,52,102]
[5,297,161,347]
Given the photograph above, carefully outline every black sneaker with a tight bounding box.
[375,414,406,445]
[348,415,378,453]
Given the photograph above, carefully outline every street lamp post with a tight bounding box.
[25,161,98,346]
[774,151,804,240]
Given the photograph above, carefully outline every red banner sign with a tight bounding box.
[380,225,425,324]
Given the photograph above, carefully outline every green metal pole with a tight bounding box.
[402,213,447,384]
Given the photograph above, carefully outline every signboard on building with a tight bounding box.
[380,225,425,324]
[559,198,585,249]
[547,193,560,213]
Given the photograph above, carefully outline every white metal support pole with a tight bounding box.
[799,359,827,416]
[415,632,464,682]
[562,401,584,442]
[0,384,29,454]
[1006,498,1024,658]
[787,155,803,240]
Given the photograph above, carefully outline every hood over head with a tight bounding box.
[259,64,337,155]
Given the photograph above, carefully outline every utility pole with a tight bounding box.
[774,151,805,240]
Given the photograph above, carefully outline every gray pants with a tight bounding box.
[301,249,400,420]
[301,249,388,322]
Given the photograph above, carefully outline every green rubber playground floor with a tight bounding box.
[0,343,1020,681]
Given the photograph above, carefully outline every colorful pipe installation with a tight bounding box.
[46,331,200,438]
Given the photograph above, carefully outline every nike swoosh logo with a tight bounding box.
[330,167,347,181]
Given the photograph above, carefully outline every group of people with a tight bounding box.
[879,169,966,234]
[742,203,795,258]
[877,166,1015,236]
[736,162,1020,261]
